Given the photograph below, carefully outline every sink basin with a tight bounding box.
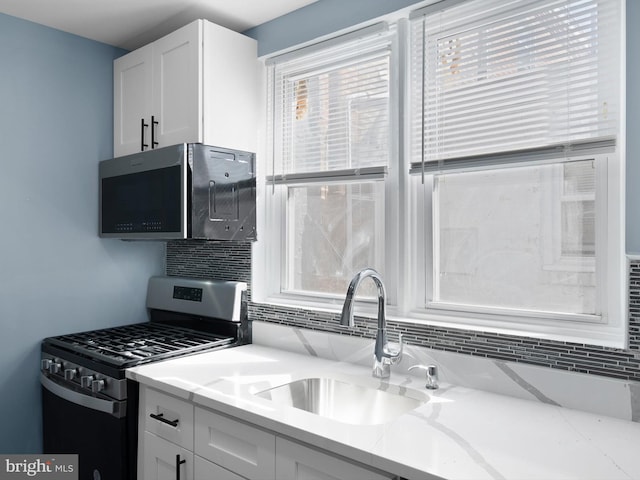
[255,377,428,425]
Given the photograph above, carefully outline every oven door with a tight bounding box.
[41,373,137,480]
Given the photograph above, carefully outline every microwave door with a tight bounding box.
[99,145,188,239]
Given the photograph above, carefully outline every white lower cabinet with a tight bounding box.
[275,437,395,480]
[143,432,193,480]
[139,386,396,480]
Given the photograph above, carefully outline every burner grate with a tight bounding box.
[46,323,234,367]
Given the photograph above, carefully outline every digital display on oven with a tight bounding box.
[173,286,203,302]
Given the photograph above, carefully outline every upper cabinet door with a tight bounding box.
[152,20,202,149]
[114,44,153,157]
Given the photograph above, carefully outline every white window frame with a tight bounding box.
[256,22,402,313]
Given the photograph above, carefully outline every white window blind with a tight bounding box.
[267,24,394,182]
[410,0,620,166]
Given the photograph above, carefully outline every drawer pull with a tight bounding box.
[149,412,179,427]
[141,118,149,151]
[151,115,159,148]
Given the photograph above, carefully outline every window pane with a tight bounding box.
[286,182,384,297]
[561,161,596,257]
[284,60,389,174]
[562,200,595,256]
[434,161,596,315]
[564,161,596,194]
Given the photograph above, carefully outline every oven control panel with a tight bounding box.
[41,353,127,401]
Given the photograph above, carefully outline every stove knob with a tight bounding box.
[81,375,94,389]
[91,379,105,393]
[64,368,78,381]
[41,359,52,371]
[48,361,61,374]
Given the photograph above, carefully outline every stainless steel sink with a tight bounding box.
[255,377,428,425]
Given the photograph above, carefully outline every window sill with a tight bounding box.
[401,309,626,350]
[253,294,627,350]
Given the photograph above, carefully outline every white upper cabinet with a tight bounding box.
[114,19,258,157]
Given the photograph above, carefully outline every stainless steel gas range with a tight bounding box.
[40,276,250,480]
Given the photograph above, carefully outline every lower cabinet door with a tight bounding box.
[143,432,194,480]
[275,438,394,480]
[194,455,246,480]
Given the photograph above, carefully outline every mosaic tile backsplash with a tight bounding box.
[167,241,640,381]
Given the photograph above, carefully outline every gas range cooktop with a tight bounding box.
[41,276,250,380]
[45,322,235,368]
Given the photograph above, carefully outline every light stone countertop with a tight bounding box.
[127,343,640,480]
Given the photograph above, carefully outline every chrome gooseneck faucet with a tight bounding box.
[340,268,403,378]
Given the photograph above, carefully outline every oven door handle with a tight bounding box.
[40,373,126,418]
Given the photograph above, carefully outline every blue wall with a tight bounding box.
[626,0,640,253]
[244,0,423,56]
[246,0,639,254]
[0,14,164,452]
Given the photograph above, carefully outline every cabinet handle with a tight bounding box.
[176,454,186,480]
[149,412,179,427]
[140,118,149,151]
[151,115,159,149]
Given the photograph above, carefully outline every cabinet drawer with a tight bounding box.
[195,407,275,480]
[143,432,193,480]
[194,455,246,480]
[143,387,194,450]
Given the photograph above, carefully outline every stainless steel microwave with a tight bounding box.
[99,143,256,240]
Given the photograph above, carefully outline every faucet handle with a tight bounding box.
[409,364,439,390]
